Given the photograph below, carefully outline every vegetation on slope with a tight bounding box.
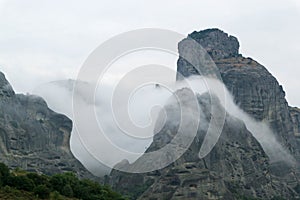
[0,163,125,200]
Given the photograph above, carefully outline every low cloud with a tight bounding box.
[33,75,295,176]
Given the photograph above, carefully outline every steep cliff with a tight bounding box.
[109,29,300,199]
[290,107,300,138]
[110,90,295,199]
[0,71,96,180]
[177,29,299,156]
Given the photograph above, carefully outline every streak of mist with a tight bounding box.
[33,75,295,176]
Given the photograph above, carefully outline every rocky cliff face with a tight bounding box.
[187,29,240,60]
[109,29,300,199]
[177,29,300,190]
[290,107,300,138]
[216,57,298,157]
[177,29,299,156]
[110,90,296,199]
[0,71,96,180]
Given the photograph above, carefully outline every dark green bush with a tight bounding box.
[26,172,49,187]
[7,175,35,191]
[0,163,10,187]
[33,184,50,199]
[61,184,73,197]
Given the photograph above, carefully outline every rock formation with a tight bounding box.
[177,29,299,154]
[110,89,297,199]
[109,29,300,199]
[0,71,97,180]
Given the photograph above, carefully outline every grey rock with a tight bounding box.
[0,71,99,181]
[0,72,14,98]
[109,29,300,199]
[177,29,299,157]
[109,89,296,199]
[176,29,300,193]
[290,107,300,138]
[187,28,240,60]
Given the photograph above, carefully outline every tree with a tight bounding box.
[34,185,50,199]
[50,191,64,200]
[26,173,49,187]
[61,184,73,197]
[7,175,35,191]
[50,172,77,193]
[0,163,10,187]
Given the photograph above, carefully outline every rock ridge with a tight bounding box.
[0,71,98,181]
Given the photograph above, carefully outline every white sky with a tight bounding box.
[0,0,299,106]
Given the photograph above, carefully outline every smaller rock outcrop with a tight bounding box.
[0,71,97,181]
[187,28,240,60]
[0,72,14,97]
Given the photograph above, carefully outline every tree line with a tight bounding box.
[0,162,125,200]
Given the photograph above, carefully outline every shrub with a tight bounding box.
[34,185,50,199]
[7,175,35,191]
[26,173,50,187]
[50,172,77,192]
[61,184,73,197]
[0,163,10,186]
[50,191,63,200]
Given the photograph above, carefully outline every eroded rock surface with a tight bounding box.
[110,90,297,199]
[0,71,97,180]
[109,29,300,199]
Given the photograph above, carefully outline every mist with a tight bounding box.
[33,75,295,176]
[187,76,296,165]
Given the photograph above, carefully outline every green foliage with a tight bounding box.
[0,185,38,200]
[0,163,10,186]
[7,175,35,191]
[50,191,64,200]
[0,162,125,200]
[49,174,66,192]
[26,173,49,187]
[72,178,124,200]
[50,172,79,198]
[62,184,73,197]
[34,185,50,199]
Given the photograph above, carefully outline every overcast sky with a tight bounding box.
[0,0,299,106]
